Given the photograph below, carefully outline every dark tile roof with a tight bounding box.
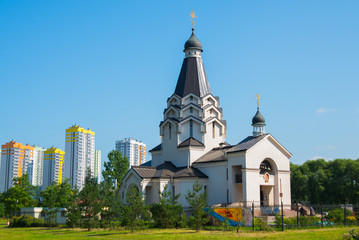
[174,167,208,178]
[149,144,162,152]
[178,137,205,148]
[132,166,156,178]
[227,134,268,153]
[193,147,230,164]
[132,161,207,179]
[193,135,268,164]
[174,57,211,98]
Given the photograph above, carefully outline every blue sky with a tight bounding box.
[1,0,358,167]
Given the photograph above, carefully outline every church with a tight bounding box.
[120,27,292,210]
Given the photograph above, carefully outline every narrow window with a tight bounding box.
[190,120,193,138]
[190,107,193,113]
[190,96,193,101]
[227,189,229,203]
[226,168,228,180]
[172,186,175,198]
[212,122,215,138]
[169,124,172,139]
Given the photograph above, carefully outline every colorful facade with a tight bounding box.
[64,125,95,190]
[115,138,146,167]
[30,146,45,187]
[0,141,34,192]
[42,147,65,190]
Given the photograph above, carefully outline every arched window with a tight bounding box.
[260,160,273,174]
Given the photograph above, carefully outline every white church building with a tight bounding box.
[120,28,292,209]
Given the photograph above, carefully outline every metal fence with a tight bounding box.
[248,201,359,231]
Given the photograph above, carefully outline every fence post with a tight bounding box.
[281,201,284,231]
[252,201,254,231]
[296,202,299,229]
[344,203,347,226]
[321,203,323,228]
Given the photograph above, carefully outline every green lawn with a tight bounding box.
[0,219,358,239]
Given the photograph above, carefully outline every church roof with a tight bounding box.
[193,134,269,164]
[149,143,162,152]
[178,137,205,148]
[132,161,208,179]
[174,55,211,98]
[227,134,268,153]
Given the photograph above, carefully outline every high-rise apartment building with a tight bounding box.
[115,138,146,167]
[64,125,95,190]
[30,146,45,187]
[0,141,34,192]
[94,150,101,184]
[42,147,65,190]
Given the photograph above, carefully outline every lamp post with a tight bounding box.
[280,179,284,231]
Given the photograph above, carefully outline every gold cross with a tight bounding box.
[256,93,261,108]
[189,10,198,29]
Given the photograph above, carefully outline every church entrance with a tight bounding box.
[260,185,274,207]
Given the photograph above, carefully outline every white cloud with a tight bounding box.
[326,145,336,150]
[316,108,338,114]
[309,156,333,161]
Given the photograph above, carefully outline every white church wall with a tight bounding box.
[175,178,208,207]
[244,136,290,171]
[242,169,261,207]
[182,106,201,119]
[196,162,228,206]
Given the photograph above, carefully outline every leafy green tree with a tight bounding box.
[125,184,148,233]
[185,179,208,231]
[102,150,130,192]
[79,170,102,231]
[1,174,36,217]
[150,184,183,228]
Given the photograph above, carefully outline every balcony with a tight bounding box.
[235,174,242,184]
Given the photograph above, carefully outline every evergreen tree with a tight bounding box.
[125,185,148,233]
[185,179,208,231]
[79,170,102,231]
[150,184,183,228]
[40,179,74,227]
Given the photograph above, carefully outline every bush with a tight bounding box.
[10,215,45,227]
[343,229,359,240]
[255,217,270,231]
[327,208,353,223]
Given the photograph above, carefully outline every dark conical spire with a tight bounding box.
[174,29,210,98]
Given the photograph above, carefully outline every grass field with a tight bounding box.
[0,219,358,239]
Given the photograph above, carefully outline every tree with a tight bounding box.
[1,174,36,217]
[79,170,102,231]
[66,189,81,228]
[185,179,208,231]
[40,179,74,227]
[102,150,130,193]
[125,184,148,233]
[100,180,123,229]
[150,184,183,228]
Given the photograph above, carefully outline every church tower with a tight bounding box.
[150,29,227,167]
